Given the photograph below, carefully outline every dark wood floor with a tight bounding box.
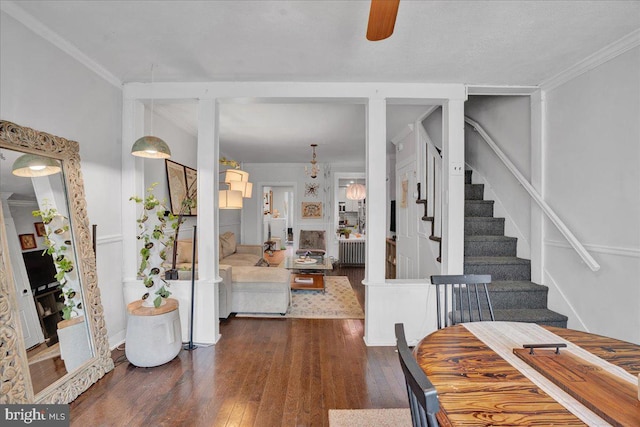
[69,266,407,426]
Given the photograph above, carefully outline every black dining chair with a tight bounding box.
[394,323,440,427]
[430,274,495,329]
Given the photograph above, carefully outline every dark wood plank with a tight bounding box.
[69,267,406,427]
[514,347,640,427]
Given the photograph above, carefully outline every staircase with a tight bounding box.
[463,170,568,327]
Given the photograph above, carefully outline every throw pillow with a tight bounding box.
[176,240,197,264]
[220,232,237,258]
[255,258,270,267]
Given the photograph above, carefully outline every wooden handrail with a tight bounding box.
[465,116,600,272]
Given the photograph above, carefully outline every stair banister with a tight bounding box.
[464,116,600,272]
[418,124,443,226]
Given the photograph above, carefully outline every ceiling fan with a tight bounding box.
[366,0,400,41]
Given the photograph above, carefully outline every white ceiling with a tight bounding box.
[3,1,639,165]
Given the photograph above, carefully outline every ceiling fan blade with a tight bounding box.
[366,0,400,41]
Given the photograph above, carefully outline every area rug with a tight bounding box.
[28,343,61,365]
[328,408,412,427]
[237,276,364,319]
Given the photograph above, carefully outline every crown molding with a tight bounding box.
[1,1,122,88]
[467,85,539,96]
[541,29,640,92]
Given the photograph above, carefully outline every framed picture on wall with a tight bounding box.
[301,202,322,219]
[19,234,37,250]
[165,160,195,216]
[34,222,46,237]
[184,166,197,216]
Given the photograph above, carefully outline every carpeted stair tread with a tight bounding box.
[464,256,531,265]
[465,183,484,200]
[489,280,547,292]
[451,309,568,327]
[465,235,517,256]
[488,281,549,309]
[465,200,495,217]
[465,217,505,236]
[464,257,531,281]
[465,235,517,243]
[493,309,568,325]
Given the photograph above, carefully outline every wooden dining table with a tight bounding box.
[414,322,640,426]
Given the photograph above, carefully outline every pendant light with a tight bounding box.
[346,180,366,200]
[219,188,243,209]
[305,144,320,179]
[131,64,171,159]
[229,180,253,198]
[12,154,61,177]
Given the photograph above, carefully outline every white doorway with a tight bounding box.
[262,184,295,250]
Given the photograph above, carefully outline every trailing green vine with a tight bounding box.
[130,183,183,308]
[32,205,81,320]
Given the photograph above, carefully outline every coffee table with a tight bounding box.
[279,256,333,293]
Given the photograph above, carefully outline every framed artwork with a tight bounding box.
[263,190,273,215]
[34,222,46,237]
[19,234,37,250]
[401,179,408,208]
[166,160,197,216]
[301,202,322,219]
[184,166,198,216]
[304,182,319,197]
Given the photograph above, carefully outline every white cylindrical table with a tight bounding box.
[57,315,92,373]
[125,298,181,367]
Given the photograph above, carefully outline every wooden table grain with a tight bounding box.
[414,323,640,426]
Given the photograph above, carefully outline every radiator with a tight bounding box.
[339,240,365,265]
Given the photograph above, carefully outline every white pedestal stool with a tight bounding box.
[125,298,181,367]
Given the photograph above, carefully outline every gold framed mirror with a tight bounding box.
[0,120,113,403]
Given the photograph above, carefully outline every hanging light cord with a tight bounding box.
[150,63,155,136]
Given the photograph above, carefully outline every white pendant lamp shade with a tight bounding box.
[12,154,61,177]
[229,180,253,198]
[222,169,249,183]
[219,190,243,209]
[346,183,366,200]
[131,136,171,159]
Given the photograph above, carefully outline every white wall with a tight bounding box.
[1,11,125,347]
[464,96,532,258]
[543,46,640,344]
[142,109,198,239]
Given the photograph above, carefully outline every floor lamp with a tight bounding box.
[184,225,198,351]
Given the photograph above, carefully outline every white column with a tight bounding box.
[364,97,387,284]
[193,98,219,343]
[121,98,145,281]
[440,100,465,274]
[364,97,387,343]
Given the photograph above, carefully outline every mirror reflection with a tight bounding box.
[0,147,93,395]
